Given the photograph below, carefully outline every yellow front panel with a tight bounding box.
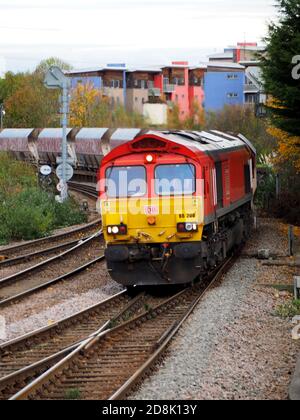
[101,196,204,244]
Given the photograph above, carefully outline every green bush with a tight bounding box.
[0,188,87,243]
[0,154,87,244]
[276,299,300,319]
[0,152,37,197]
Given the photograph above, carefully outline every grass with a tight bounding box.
[276,299,300,319]
[64,388,81,400]
[0,152,87,245]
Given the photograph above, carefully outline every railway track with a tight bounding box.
[8,257,235,400]
[0,218,102,266]
[0,232,104,308]
[68,182,98,200]
[0,288,172,400]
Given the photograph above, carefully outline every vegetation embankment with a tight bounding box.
[0,153,86,245]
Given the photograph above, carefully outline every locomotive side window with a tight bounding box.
[244,163,251,194]
[155,164,196,196]
[215,162,224,208]
[106,166,147,198]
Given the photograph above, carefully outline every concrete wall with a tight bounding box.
[126,89,149,113]
[143,103,168,125]
[103,88,125,106]
[188,86,205,112]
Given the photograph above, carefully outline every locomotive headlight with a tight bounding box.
[185,223,193,232]
[145,154,155,164]
[177,223,198,233]
[112,226,120,234]
[107,225,128,235]
[146,155,153,162]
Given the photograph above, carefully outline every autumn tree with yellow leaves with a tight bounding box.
[268,126,300,173]
[69,82,145,128]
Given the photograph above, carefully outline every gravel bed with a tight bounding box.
[0,260,123,342]
[0,245,78,279]
[131,218,300,400]
[245,218,289,256]
[257,264,295,286]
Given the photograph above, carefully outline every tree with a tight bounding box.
[268,126,300,172]
[35,57,73,76]
[70,82,145,128]
[0,71,27,104]
[4,74,60,128]
[261,0,300,136]
[205,105,277,164]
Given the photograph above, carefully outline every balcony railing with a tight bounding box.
[163,84,176,93]
[148,88,161,97]
[244,84,259,93]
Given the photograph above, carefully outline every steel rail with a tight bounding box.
[0,255,105,308]
[68,182,98,199]
[0,232,104,308]
[0,236,92,268]
[0,218,101,260]
[0,290,152,400]
[10,256,237,401]
[109,256,236,400]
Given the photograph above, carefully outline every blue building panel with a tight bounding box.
[71,76,102,90]
[204,72,244,111]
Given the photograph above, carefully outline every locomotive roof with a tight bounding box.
[146,130,256,154]
[102,129,256,165]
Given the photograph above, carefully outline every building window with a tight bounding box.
[175,95,179,102]
[182,94,185,99]
[141,80,146,89]
[227,74,238,80]
[110,80,121,88]
[227,93,238,98]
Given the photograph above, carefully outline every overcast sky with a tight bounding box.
[0,0,277,74]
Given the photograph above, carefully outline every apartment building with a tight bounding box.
[68,64,127,107]
[126,68,162,114]
[68,62,205,122]
[208,42,267,112]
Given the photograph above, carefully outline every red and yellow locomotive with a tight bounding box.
[99,130,256,286]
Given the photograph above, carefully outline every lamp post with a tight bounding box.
[0,104,5,129]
